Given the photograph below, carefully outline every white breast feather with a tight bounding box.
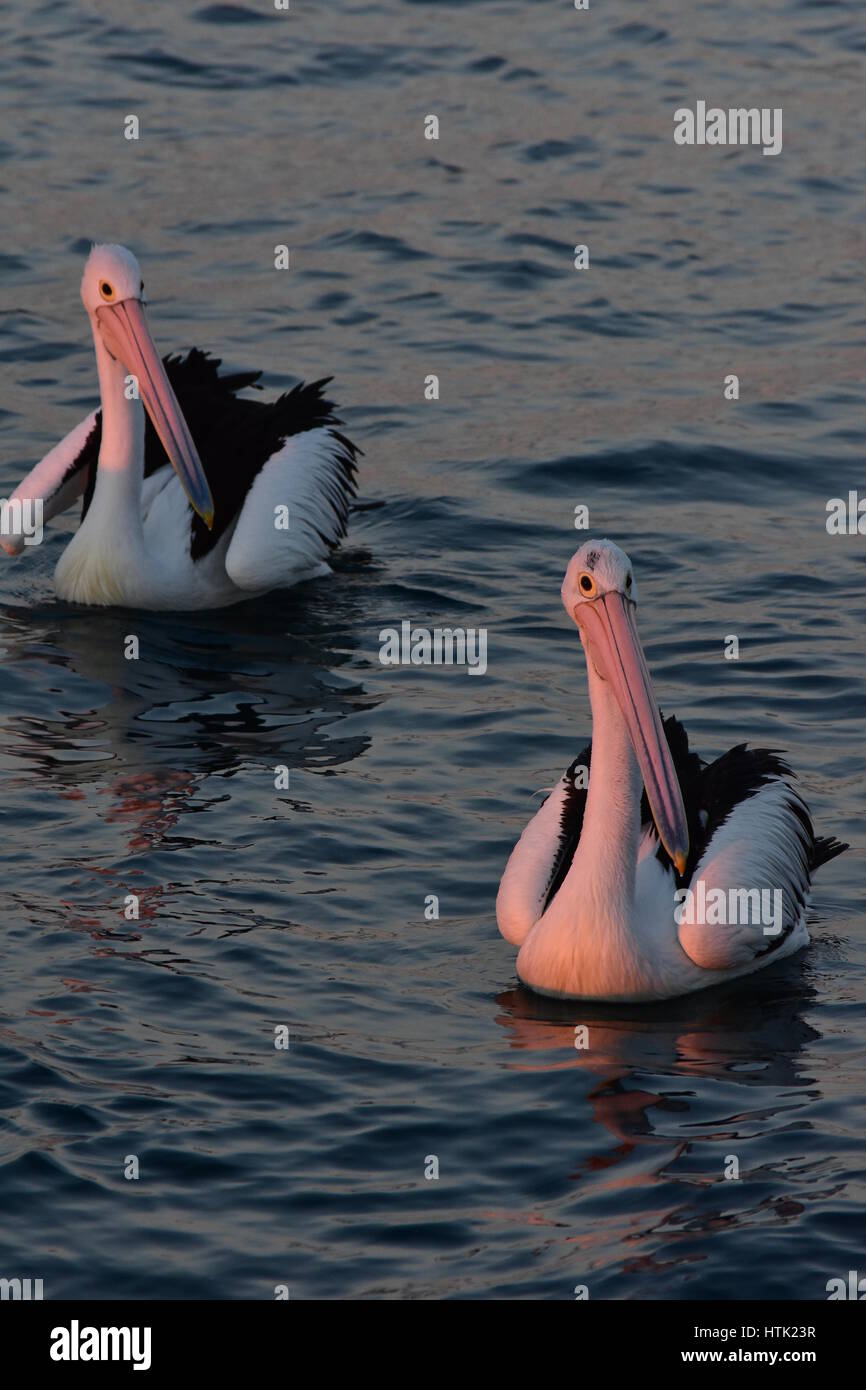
[225,428,349,591]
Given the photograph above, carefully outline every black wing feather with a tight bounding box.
[542,747,592,912]
[79,349,360,560]
[542,715,846,913]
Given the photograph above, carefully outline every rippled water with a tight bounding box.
[1,0,864,1299]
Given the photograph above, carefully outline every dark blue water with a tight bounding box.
[1,0,864,1299]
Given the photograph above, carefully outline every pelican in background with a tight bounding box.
[497,539,847,1002]
[2,244,359,609]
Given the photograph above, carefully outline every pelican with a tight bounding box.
[497,539,847,1003]
[2,244,359,608]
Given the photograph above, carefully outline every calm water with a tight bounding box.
[1,0,864,1299]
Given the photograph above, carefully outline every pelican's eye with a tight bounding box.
[625,573,633,594]
[99,281,115,302]
[139,280,145,296]
[579,572,596,596]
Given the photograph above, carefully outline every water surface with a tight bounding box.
[0,0,863,1299]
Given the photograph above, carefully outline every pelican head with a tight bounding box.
[80,244,214,527]
[80,242,145,316]
[562,538,689,874]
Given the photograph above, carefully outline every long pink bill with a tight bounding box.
[95,299,214,527]
[581,591,689,873]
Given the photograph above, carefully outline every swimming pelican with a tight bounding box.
[496,539,847,1002]
[2,244,359,608]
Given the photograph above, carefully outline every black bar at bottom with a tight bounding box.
[2,1297,862,1376]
